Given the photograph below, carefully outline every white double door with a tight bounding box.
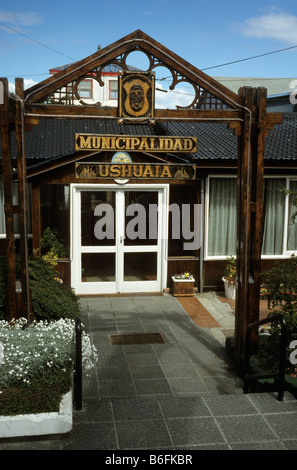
[71,184,168,295]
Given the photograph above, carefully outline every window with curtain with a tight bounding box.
[207,177,237,256]
[287,180,297,252]
[207,176,297,258]
[262,178,286,255]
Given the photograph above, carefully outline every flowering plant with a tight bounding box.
[223,256,236,285]
[0,318,97,415]
[173,272,194,280]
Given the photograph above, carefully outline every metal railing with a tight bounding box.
[243,313,287,401]
[74,317,82,410]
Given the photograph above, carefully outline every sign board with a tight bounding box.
[75,134,197,153]
[118,71,155,120]
[75,162,196,181]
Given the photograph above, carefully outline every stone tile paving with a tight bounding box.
[1,294,296,451]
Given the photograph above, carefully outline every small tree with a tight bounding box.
[40,227,66,259]
[264,255,297,311]
[261,256,297,375]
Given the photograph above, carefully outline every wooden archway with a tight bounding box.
[0,30,283,361]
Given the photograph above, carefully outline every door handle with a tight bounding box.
[120,236,126,244]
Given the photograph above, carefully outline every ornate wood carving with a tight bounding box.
[23,30,241,116]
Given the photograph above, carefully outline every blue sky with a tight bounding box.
[1,0,297,96]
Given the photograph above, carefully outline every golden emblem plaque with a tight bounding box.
[118,71,155,121]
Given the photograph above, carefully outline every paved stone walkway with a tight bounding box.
[1,293,296,451]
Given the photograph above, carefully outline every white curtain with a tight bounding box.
[207,177,289,257]
[207,178,237,256]
[287,180,297,251]
[262,179,286,255]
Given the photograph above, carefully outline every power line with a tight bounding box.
[201,44,297,71]
[157,44,297,82]
[0,21,76,62]
[6,72,49,78]
[2,20,297,85]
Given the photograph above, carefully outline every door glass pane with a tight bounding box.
[124,252,157,281]
[82,253,115,282]
[40,184,69,256]
[81,191,115,246]
[125,191,158,246]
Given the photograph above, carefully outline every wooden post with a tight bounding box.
[15,78,32,322]
[0,78,16,321]
[234,86,266,364]
[249,87,267,337]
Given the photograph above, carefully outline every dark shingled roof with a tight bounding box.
[264,113,297,161]
[1,113,297,167]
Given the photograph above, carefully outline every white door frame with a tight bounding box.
[70,183,169,295]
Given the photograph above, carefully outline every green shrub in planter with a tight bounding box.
[0,255,80,322]
[0,367,72,416]
[40,227,66,259]
[0,317,97,415]
[264,306,297,372]
[28,256,80,321]
[263,255,297,310]
[259,256,297,375]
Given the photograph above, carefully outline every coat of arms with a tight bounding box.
[118,71,155,121]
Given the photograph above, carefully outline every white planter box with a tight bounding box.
[0,390,72,438]
[222,277,236,300]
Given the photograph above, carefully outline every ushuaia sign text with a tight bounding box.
[75,163,196,180]
[75,134,197,153]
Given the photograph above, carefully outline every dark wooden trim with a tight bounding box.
[234,87,268,360]
[32,184,41,252]
[235,87,254,360]
[24,103,242,123]
[0,78,16,320]
[24,29,241,110]
[15,78,32,322]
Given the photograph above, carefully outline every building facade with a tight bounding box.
[1,31,296,301]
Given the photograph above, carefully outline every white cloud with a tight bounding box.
[238,11,297,44]
[9,79,38,93]
[155,82,194,109]
[0,10,42,27]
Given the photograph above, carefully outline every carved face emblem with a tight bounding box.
[129,84,145,112]
[121,75,153,118]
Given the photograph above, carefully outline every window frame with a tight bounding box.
[205,175,297,260]
[205,175,236,260]
[284,178,297,257]
[77,79,93,99]
[109,80,118,100]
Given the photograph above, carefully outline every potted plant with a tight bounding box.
[0,317,97,438]
[0,251,97,438]
[172,272,195,297]
[247,257,297,397]
[222,256,236,299]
